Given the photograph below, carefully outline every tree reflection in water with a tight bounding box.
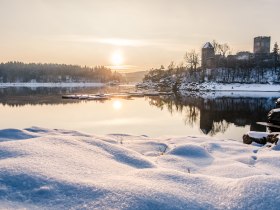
[147,93,278,136]
[0,87,279,136]
[0,86,133,107]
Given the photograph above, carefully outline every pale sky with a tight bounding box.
[0,0,279,72]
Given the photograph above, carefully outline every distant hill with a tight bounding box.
[124,71,148,82]
[0,62,123,83]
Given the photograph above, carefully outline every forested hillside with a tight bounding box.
[0,62,123,83]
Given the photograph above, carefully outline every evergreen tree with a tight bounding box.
[273,42,279,72]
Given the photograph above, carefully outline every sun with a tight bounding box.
[111,51,123,66]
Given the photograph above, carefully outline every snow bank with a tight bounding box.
[180,82,280,92]
[1,127,280,209]
[0,82,105,88]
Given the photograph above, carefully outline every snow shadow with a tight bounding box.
[85,140,155,169]
[0,172,107,209]
[0,129,37,142]
[25,127,92,138]
[24,127,52,134]
[0,149,25,160]
[0,171,219,210]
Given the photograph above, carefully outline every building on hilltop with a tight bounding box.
[254,36,271,54]
[200,36,275,71]
[201,42,215,69]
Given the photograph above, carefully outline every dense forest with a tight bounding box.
[0,62,123,83]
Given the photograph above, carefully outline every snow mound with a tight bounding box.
[1,127,280,209]
[168,144,212,159]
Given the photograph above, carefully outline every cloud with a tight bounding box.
[50,34,209,54]
[96,38,145,47]
[55,34,183,47]
[56,35,146,47]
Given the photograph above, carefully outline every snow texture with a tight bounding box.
[1,127,280,209]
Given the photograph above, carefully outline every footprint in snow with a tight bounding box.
[251,155,257,161]
[253,149,258,154]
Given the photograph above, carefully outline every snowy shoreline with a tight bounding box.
[180,82,280,92]
[1,127,280,209]
[0,82,106,88]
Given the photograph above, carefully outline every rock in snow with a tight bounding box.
[0,127,280,209]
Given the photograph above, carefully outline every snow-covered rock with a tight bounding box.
[1,127,280,209]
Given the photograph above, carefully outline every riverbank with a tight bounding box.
[179,82,280,92]
[138,81,280,93]
[1,127,280,209]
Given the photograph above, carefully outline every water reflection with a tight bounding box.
[0,87,279,138]
[147,93,278,135]
[112,100,122,110]
[0,86,133,107]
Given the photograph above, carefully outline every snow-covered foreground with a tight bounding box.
[1,127,280,209]
[0,82,105,88]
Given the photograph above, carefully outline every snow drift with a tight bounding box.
[1,127,280,209]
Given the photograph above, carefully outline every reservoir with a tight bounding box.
[0,86,279,140]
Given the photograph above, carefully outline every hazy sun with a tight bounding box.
[111,51,123,65]
[113,100,122,110]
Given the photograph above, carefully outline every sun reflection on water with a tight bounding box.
[112,100,122,110]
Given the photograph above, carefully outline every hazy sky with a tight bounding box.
[0,0,279,72]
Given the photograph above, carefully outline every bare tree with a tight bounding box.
[168,61,175,70]
[212,40,221,54]
[184,50,199,71]
[219,43,230,57]
[212,40,230,57]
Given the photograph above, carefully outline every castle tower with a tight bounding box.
[253,36,271,54]
[201,42,215,69]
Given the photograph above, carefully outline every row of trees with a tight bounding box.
[0,62,123,83]
[144,62,280,88]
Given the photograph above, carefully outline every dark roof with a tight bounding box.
[203,42,214,49]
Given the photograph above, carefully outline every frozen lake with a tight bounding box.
[0,86,279,140]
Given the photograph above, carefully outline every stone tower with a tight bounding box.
[254,36,271,54]
[201,42,215,69]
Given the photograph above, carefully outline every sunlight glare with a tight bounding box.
[113,100,122,110]
[111,51,123,66]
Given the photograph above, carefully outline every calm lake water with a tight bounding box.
[0,86,280,140]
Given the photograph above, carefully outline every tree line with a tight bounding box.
[143,40,280,86]
[0,62,123,83]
